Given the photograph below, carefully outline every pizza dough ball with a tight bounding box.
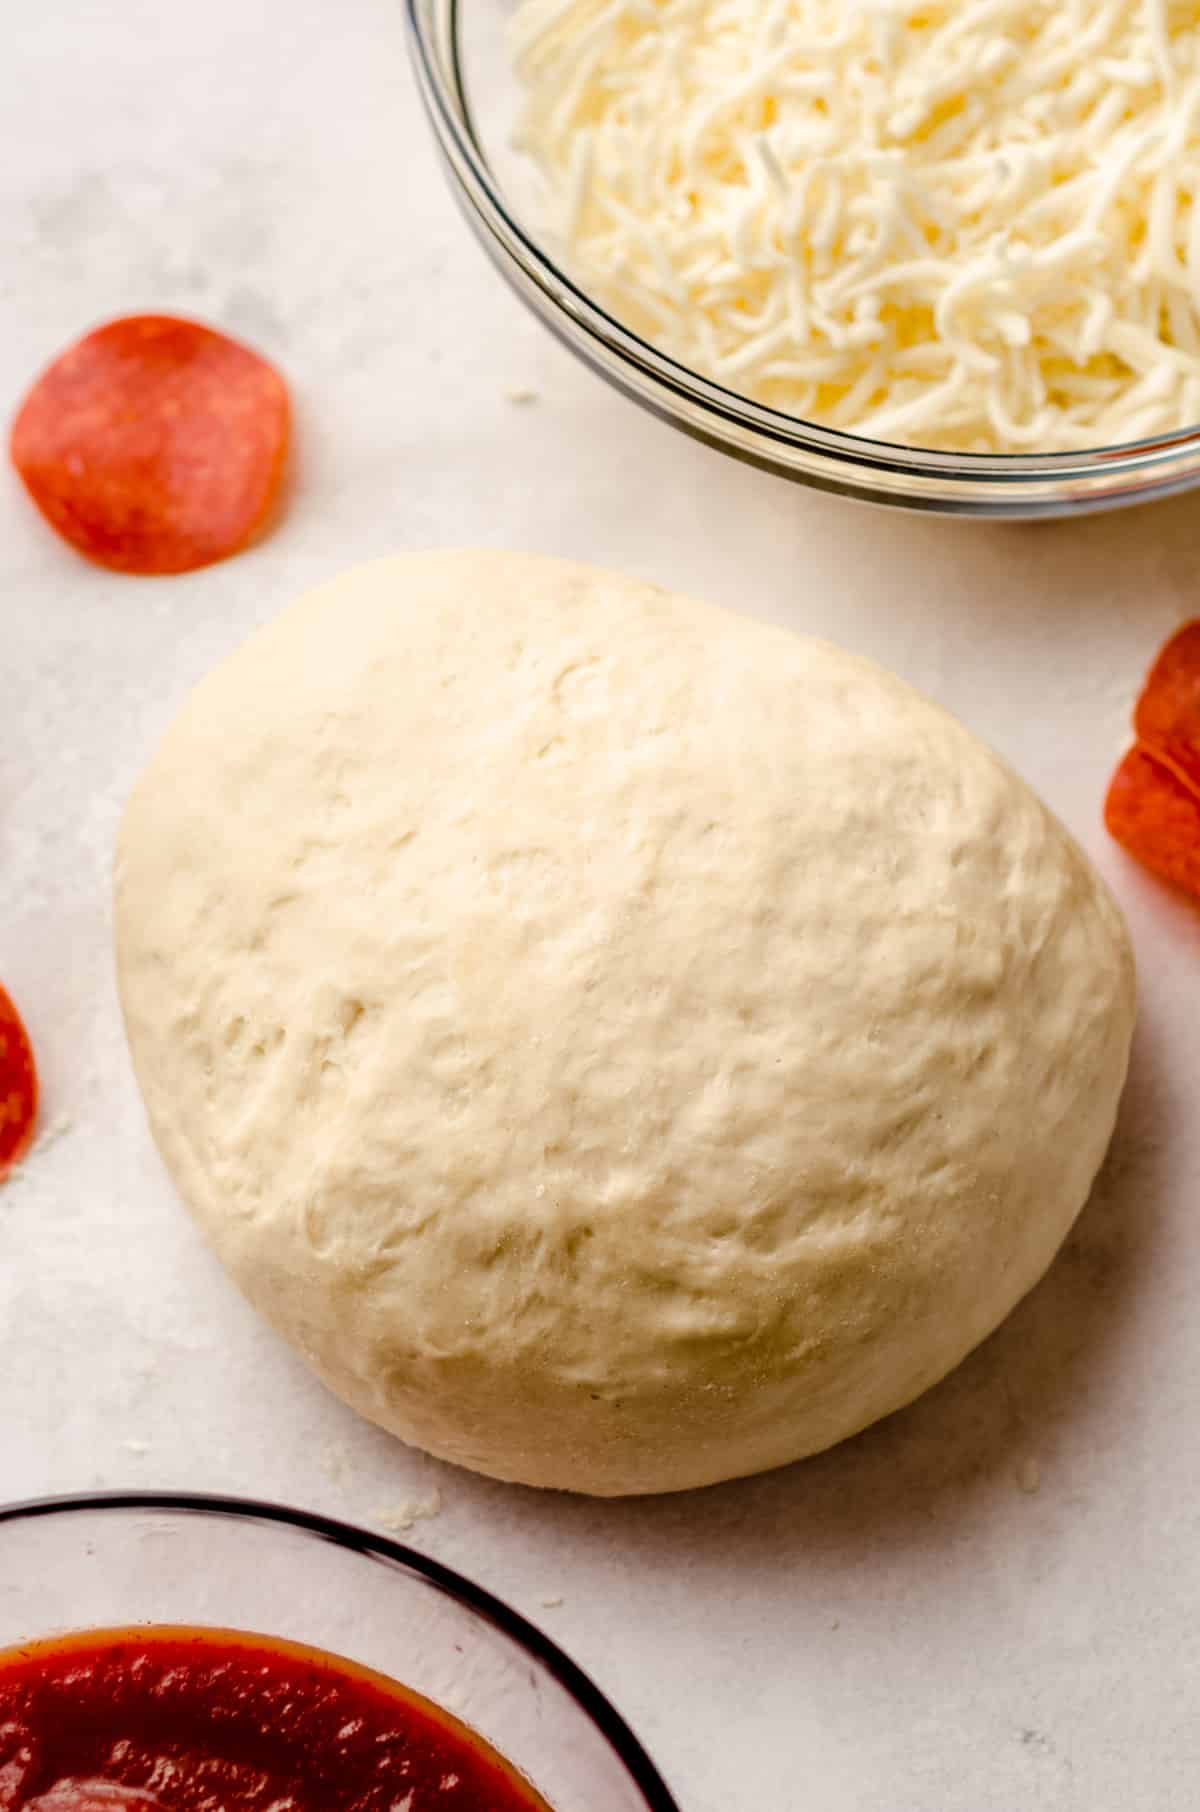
[115,552,1135,1496]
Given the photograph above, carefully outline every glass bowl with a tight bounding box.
[0,1491,681,1812]
[404,0,1200,518]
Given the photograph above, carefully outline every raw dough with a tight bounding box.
[115,551,1136,1496]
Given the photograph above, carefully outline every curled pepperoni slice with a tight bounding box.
[1106,620,1200,902]
[0,983,38,1176]
[1105,744,1200,903]
[1132,619,1200,800]
[10,315,290,575]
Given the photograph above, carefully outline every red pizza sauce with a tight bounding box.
[0,1625,554,1812]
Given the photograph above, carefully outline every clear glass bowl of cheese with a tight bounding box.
[405,0,1200,516]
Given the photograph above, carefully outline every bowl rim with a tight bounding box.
[0,1489,684,1812]
[404,0,1200,513]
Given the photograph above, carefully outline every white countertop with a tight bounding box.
[4,4,1200,1808]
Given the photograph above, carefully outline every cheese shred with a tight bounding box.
[511,0,1200,451]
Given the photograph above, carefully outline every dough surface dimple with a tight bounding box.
[115,551,1136,1496]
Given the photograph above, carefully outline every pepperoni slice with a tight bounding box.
[1105,743,1200,903]
[10,315,290,574]
[0,984,38,1176]
[1132,619,1200,800]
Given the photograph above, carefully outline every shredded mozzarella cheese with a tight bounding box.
[510,0,1200,452]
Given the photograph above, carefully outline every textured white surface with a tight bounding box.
[2,2,1200,1808]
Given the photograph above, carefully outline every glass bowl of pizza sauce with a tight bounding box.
[0,1493,680,1812]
